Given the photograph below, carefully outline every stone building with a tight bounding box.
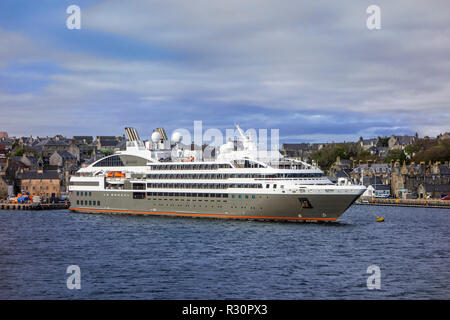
[73,136,94,145]
[359,137,379,150]
[18,169,60,199]
[390,161,450,198]
[97,136,121,153]
[388,134,417,150]
[418,184,450,199]
[49,151,78,192]
[0,175,9,199]
[49,151,77,168]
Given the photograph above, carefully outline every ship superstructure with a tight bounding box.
[68,126,365,222]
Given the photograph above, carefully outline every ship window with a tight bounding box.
[252,195,256,199]
[89,200,92,205]
[76,200,79,205]
[232,195,235,198]
[93,155,124,167]
[239,195,242,199]
[97,201,100,206]
[266,184,269,188]
[133,192,146,199]
[245,195,249,199]
[133,183,145,190]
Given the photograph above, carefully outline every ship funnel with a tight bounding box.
[155,128,168,141]
[125,127,140,141]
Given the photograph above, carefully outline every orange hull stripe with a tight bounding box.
[69,208,337,220]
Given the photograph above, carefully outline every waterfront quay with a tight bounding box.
[356,197,450,209]
[0,201,69,211]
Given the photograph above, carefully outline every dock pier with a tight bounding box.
[356,198,450,209]
[0,202,70,211]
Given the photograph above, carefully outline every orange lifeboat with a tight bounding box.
[107,171,126,178]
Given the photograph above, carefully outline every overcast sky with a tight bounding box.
[0,0,449,143]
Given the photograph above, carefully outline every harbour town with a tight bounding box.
[1,129,449,210]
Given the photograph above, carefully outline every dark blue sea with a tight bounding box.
[0,205,449,299]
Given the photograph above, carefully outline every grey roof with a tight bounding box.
[68,164,80,171]
[421,183,450,193]
[373,184,390,191]
[99,139,118,147]
[362,176,383,187]
[54,151,76,160]
[82,158,96,165]
[34,139,70,147]
[19,170,59,180]
[393,135,415,145]
[361,138,377,145]
[438,165,450,175]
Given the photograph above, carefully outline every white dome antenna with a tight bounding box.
[151,131,162,143]
[171,132,182,144]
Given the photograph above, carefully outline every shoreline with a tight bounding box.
[355,197,450,209]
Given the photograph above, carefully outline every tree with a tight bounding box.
[378,136,389,147]
[413,139,450,163]
[384,149,407,164]
[99,148,113,156]
[13,148,24,157]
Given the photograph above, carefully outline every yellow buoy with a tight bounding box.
[376,216,384,222]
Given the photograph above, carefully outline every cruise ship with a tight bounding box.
[68,126,365,222]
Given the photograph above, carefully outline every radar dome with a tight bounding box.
[171,132,182,143]
[151,131,162,143]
